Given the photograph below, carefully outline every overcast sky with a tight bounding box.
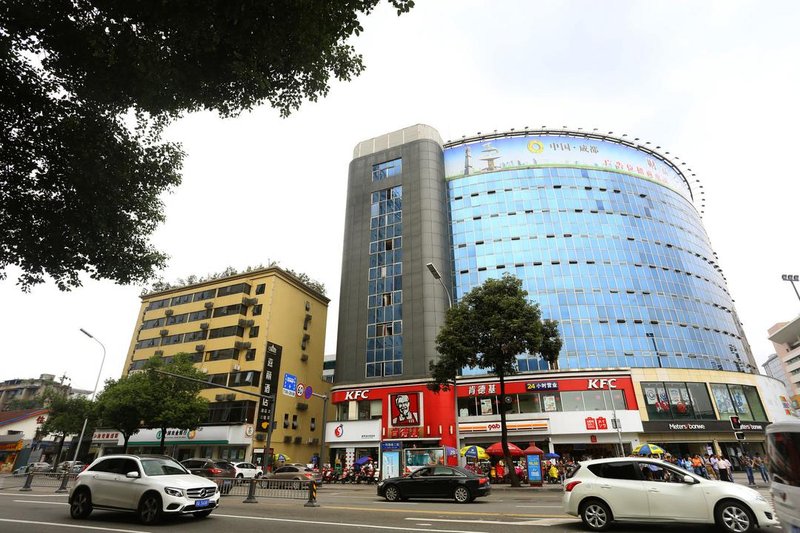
[2,0,799,393]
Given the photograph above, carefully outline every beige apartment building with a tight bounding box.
[96,267,330,469]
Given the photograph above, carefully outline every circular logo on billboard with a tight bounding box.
[334,424,344,438]
[296,383,305,397]
[528,140,544,154]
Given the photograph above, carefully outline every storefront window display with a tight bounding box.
[711,383,767,422]
[335,402,349,421]
[404,448,444,469]
[358,399,382,420]
[642,381,717,421]
[458,390,617,416]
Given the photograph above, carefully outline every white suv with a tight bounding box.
[232,461,263,480]
[69,454,220,524]
[563,457,778,532]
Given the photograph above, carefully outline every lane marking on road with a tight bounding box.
[0,493,68,497]
[13,500,68,505]
[0,518,151,533]
[213,513,489,533]
[514,505,565,508]
[324,505,567,518]
[404,517,575,526]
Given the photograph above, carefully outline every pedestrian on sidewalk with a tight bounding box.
[741,455,755,486]
[718,455,733,482]
[754,454,769,482]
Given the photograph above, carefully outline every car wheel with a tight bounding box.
[453,486,471,504]
[716,500,755,533]
[580,499,612,531]
[236,473,244,485]
[195,510,213,519]
[292,480,301,490]
[384,484,401,502]
[69,488,92,519]
[137,493,162,525]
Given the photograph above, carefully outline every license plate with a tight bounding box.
[195,499,209,508]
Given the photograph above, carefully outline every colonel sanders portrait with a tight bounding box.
[391,393,420,426]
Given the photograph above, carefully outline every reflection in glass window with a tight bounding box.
[686,382,716,420]
[561,391,584,411]
[641,382,671,420]
[743,386,766,421]
[582,391,607,411]
[711,384,737,416]
[518,393,541,413]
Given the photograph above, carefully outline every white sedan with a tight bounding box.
[231,462,263,480]
[563,457,778,532]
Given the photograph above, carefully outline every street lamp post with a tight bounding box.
[425,262,461,466]
[645,332,662,369]
[72,328,107,465]
[311,392,328,469]
[782,274,800,304]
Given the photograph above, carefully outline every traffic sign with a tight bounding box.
[729,416,741,430]
[734,431,746,441]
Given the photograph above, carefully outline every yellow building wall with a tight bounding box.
[122,267,330,464]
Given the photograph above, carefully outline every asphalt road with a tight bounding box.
[0,482,783,533]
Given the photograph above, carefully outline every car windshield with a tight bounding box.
[141,457,189,476]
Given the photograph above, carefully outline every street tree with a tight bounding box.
[429,274,562,487]
[41,392,95,466]
[95,374,151,453]
[143,354,209,454]
[1,0,414,291]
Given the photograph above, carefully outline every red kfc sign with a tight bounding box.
[389,393,421,427]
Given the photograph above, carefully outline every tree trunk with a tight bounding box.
[159,426,167,454]
[498,369,520,487]
[123,434,130,454]
[52,433,67,470]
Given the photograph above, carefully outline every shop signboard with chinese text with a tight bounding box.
[256,341,282,432]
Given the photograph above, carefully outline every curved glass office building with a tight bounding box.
[444,131,753,373]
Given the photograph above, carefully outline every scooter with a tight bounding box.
[321,467,334,484]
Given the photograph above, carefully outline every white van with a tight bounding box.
[766,420,800,532]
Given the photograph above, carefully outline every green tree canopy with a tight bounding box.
[0,0,413,290]
[143,353,209,454]
[41,391,95,465]
[95,374,151,453]
[429,274,562,486]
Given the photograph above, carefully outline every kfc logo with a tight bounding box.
[344,390,370,401]
[390,393,421,427]
[334,424,344,438]
[588,378,617,390]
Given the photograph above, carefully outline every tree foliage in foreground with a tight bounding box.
[0,0,413,291]
[41,391,95,464]
[95,374,152,453]
[142,354,209,454]
[429,274,562,487]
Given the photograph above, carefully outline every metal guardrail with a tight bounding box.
[0,473,317,504]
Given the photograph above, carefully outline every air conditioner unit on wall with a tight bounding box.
[283,436,292,443]
[293,436,302,444]
[160,329,168,336]
[204,302,214,309]
[195,344,205,352]
[300,354,309,362]
[215,394,225,401]
[200,323,209,329]
[296,402,308,411]
[165,309,173,316]
[232,364,240,371]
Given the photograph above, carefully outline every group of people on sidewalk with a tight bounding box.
[666,452,769,485]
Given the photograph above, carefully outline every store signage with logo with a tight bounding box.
[256,341,282,432]
[325,419,381,442]
[588,378,617,389]
[381,441,402,451]
[283,373,297,397]
[389,426,423,438]
[585,417,596,430]
[92,431,121,442]
[344,389,370,400]
[526,381,558,391]
[466,384,498,396]
[459,420,549,433]
[584,417,609,430]
[642,420,768,433]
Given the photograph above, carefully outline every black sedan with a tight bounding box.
[377,465,490,503]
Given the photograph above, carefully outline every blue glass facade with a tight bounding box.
[446,134,750,374]
[366,185,404,377]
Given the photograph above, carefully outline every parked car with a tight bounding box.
[562,457,778,532]
[180,458,235,494]
[57,461,85,473]
[16,461,52,474]
[377,465,491,503]
[262,463,322,489]
[231,461,263,480]
[68,454,220,524]
[767,419,800,532]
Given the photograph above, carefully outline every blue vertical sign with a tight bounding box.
[527,454,542,483]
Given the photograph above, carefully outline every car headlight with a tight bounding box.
[755,494,766,503]
[164,487,184,497]
[377,481,384,486]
